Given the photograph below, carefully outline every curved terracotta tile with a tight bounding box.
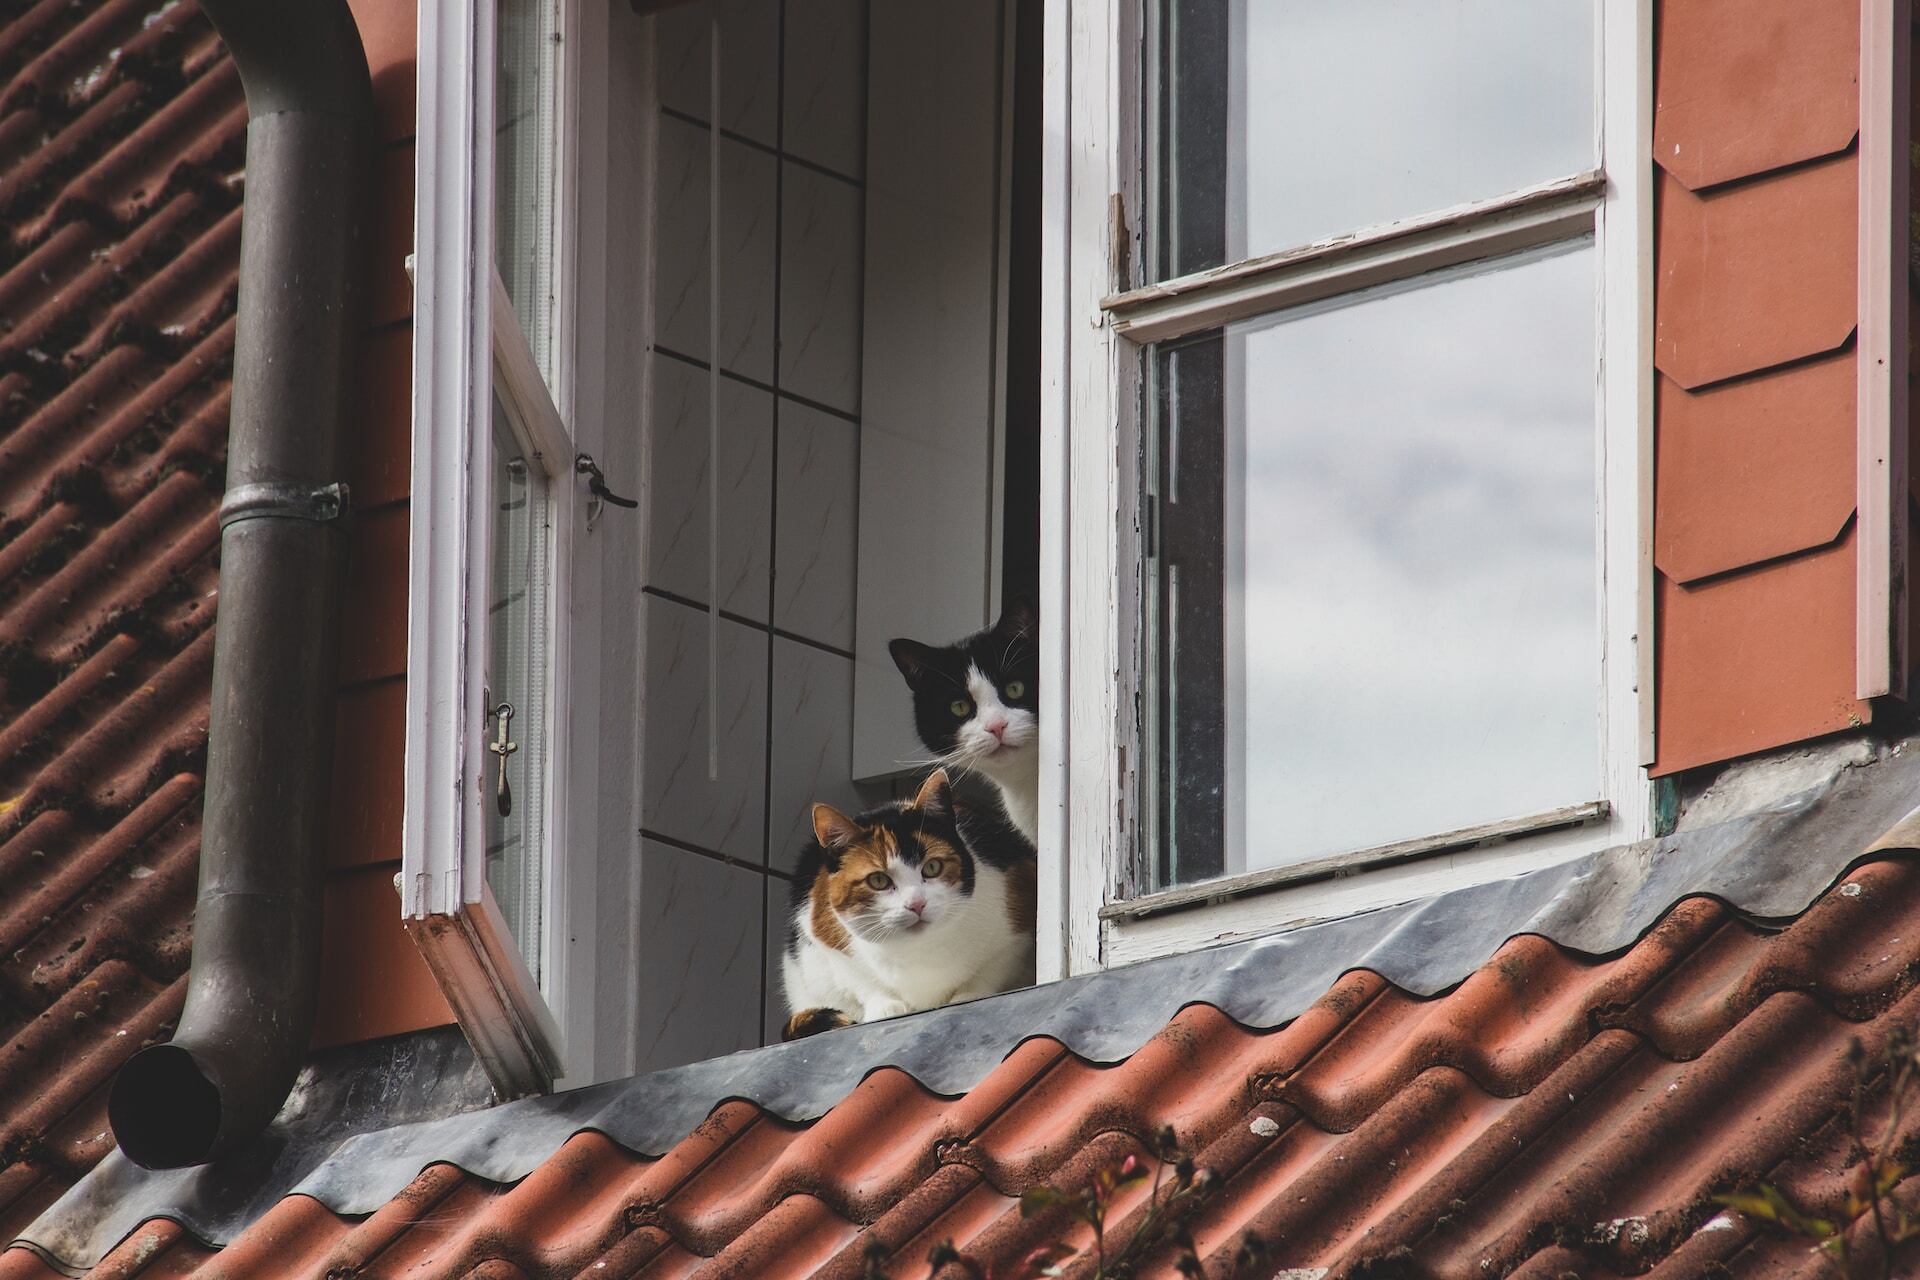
[839,1164,988,1273]
[698,1192,861,1280]
[0,0,154,121]
[76,853,1920,1280]
[0,470,214,657]
[55,59,243,230]
[86,1219,212,1280]
[0,82,143,228]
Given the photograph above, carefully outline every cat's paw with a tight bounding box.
[860,998,915,1023]
[782,1007,854,1041]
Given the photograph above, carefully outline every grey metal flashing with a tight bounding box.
[25,740,1920,1269]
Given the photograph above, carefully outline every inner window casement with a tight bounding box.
[407,0,596,1094]
[1045,0,1655,971]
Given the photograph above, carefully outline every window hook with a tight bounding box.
[575,452,637,528]
[487,699,517,818]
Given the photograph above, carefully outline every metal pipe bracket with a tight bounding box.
[218,481,352,530]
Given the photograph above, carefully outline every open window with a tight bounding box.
[408,0,1662,1091]
[1043,0,1657,972]
[408,0,1041,1094]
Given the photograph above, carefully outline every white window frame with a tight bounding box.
[405,0,612,1096]
[1037,0,1656,978]
[1858,0,1912,700]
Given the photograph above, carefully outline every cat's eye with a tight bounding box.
[921,858,944,878]
[1004,680,1026,701]
[865,871,892,891]
[949,698,972,718]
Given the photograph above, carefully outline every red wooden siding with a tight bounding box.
[313,0,449,1047]
[1650,0,1874,775]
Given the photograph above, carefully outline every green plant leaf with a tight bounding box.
[1718,1185,1837,1240]
[1021,1189,1067,1220]
[1715,1192,1780,1222]
[1875,1160,1908,1197]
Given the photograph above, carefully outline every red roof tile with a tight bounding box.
[18,855,1920,1278]
[0,0,237,1250]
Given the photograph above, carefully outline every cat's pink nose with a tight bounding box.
[982,716,1008,739]
[906,895,928,916]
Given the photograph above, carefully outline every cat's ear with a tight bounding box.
[811,803,862,859]
[911,768,954,823]
[997,594,1037,638]
[889,638,940,685]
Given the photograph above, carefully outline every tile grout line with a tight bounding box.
[654,342,862,428]
[640,585,854,660]
[642,827,793,880]
[660,101,865,190]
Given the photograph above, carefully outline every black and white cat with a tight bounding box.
[780,769,1036,1039]
[888,597,1039,844]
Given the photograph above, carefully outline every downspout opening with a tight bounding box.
[107,1045,223,1170]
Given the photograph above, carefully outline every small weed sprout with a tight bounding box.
[1716,1028,1920,1279]
[864,1127,1270,1279]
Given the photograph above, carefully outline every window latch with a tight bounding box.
[488,700,517,817]
[575,453,638,510]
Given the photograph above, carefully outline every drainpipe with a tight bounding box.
[107,1,372,1170]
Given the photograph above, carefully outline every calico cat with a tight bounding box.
[888,597,1039,844]
[781,769,1036,1040]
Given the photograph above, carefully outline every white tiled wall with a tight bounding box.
[646,359,774,620]
[638,0,876,1072]
[772,400,859,647]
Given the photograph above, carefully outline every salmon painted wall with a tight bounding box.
[312,0,450,1047]
[1650,0,1879,776]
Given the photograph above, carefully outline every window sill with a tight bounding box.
[1100,800,1611,923]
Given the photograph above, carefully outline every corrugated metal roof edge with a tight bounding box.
[20,736,1920,1273]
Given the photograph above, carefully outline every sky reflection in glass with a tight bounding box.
[1226,243,1599,869]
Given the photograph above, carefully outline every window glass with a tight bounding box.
[496,0,560,382]
[1151,0,1594,278]
[1146,242,1599,886]
[485,392,552,983]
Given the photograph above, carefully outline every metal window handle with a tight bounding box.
[488,701,517,817]
[575,453,637,509]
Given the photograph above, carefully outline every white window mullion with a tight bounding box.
[408,0,496,924]
[1042,0,1144,980]
[1856,0,1912,700]
[1597,0,1657,793]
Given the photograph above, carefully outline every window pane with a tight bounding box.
[1146,243,1599,886]
[485,393,552,984]
[1150,0,1595,278]
[497,0,560,381]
